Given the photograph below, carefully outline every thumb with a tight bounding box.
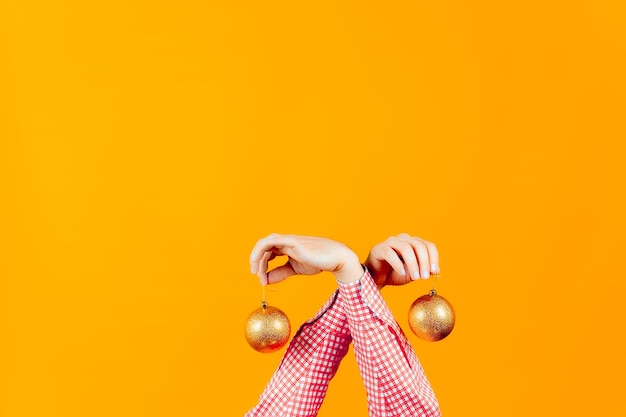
[266,262,297,285]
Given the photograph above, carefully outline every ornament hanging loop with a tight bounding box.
[261,285,276,309]
[262,285,267,309]
[431,273,442,291]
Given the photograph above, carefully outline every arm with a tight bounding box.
[246,233,442,417]
[245,234,359,417]
[245,290,351,417]
[340,233,442,416]
[338,269,440,417]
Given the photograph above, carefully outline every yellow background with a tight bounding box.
[1,1,625,416]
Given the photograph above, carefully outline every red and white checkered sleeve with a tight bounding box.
[338,269,441,417]
[245,291,352,417]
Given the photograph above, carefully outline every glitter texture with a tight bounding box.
[244,304,291,353]
[408,289,455,342]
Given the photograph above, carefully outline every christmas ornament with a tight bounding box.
[244,297,291,353]
[408,287,455,342]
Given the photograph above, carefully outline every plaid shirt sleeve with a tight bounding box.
[338,269,441,417]
[245,290,352,417]
[246,269,441,417]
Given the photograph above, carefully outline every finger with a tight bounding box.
[380,241,407,277]
[420,239,440,275]
[409,237,439,275]
[392,237,422,281]
[250,233,290,274]
[250,233,279,263]
[256,250,276,285]
[408,238,433,279]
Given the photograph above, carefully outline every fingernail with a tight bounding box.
[421,269,430,279]
[431,263,438,274]
[412,270,420,280]
[400,268,406,276]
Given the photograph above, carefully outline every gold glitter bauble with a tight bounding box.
[244,303,291,353]
[408,289,455,342]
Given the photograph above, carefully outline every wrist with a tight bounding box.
[334,252,364,284]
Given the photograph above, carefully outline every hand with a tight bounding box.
[250,233,363,285]
[365,233,440,288]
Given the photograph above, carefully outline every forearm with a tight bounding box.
[337,268,441,417]
[245,291,352,417]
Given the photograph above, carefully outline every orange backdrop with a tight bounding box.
[1,1,625,416]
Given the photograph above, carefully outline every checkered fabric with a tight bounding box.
[339,270,441,417]
[245,269,440,417]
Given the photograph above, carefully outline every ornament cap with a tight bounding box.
[429,288,437,297]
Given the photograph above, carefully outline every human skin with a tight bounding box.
[249,233,440,287]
